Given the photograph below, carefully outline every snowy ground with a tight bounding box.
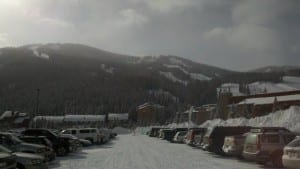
[49,134,279,169]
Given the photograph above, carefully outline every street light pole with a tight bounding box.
[34,88,40,128]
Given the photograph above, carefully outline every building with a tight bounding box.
[222,90,300,118]
[136,103,165,126]
[0,111,30,129]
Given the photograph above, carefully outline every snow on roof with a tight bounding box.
[14,117,29,124]
[238,94,300,105]
[108,114,128,120]
[64,115,105,122]
[0,111,27,120]
[34,116,64,122]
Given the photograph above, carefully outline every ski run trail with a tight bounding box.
[49,134,279,169]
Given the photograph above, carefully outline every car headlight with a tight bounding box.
[0,162,6,167]
[31,159,42,165]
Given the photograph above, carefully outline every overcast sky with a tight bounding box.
[0,0,299,71]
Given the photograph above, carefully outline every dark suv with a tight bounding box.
[21,129,71,156]
[243,127,295,167]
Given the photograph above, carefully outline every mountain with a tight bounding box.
[251,66,300,76]
[0,43,285,123]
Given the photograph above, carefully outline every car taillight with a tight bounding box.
[191,133,195,140]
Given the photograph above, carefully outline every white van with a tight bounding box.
[61,128,104,144]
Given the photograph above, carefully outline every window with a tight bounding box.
[287,138,300,147]
[283,135,295,144]
[262,135,280,143]
[72,130,77,135]
[80,129,90,133]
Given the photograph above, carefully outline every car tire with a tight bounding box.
[272,151,283,168]
[16,163,25,169]
[57,146,67,156]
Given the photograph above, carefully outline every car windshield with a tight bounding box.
[9,134,22,144]
[0,145,13,153]
[287,138,300,147]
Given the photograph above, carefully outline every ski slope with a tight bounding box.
[49,135,276,169]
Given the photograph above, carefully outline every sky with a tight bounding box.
[0,0,299,71]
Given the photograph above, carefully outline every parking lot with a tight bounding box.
[49,134,279,169]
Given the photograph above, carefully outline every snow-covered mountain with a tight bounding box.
[0,43,292,118]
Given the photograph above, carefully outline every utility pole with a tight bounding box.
[34,88,40,128]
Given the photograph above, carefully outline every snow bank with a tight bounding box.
[199,106,300,132]
[138,106,300,134]
[112,127,130,135]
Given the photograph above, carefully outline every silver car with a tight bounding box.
[0,145,47,169]
[282,137,300,169]
[0,133,49,161]
[173,131,187,143]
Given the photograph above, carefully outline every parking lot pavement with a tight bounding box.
[49,135,278,169]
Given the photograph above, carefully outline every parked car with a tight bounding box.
[0,132,51,161]
[98,128,111,143]
[222,134,247,156]
[173,131,187,143]
[21,129,71,156]
[0,150,16,169]
[59,134,81,152]
[60,128,104,144]
[282,137,300,169]
[201,126,251,154]
[18,136,55,161]
[243,127,295,167]
[184,128,206,146]
[0,145,47,169]
[148,128,165,137]
[79,139,92,147]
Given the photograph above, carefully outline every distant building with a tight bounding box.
[219,90,300,119]
[136,102,165,126]
[0,111,29,129]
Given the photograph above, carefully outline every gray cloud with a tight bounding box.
[0,0,299,70]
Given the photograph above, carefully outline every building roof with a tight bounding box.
[237,94,300,105]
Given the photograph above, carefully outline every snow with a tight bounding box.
[237,94,300,105]
[159,71,188,85]
[34,116,64,122]
[0,111,27,120]
[219,76,300,96]
[217,83,245,96]
[169,57,189,68]
[163,64,189,74]
[29,45,50,59]
[108,114,128,120]
[64,115,105,122]
[163,64,211,81]
[190,73,212,81]
[200,106,300,132]
[49,135,265,169]
[101,64,114,74]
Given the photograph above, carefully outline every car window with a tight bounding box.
[245,134,257,144]
[283,135,295,144]
[287,138,300,147]
[261,135,280,143]
[80,129,90,133]
[72,130,77,135]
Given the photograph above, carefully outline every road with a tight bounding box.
[49,134,279,169]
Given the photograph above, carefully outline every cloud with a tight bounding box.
[0,0,299,70]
